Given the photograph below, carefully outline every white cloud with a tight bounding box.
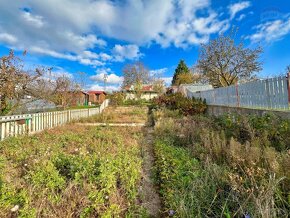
[149,68,171,86]
[112,44,142,62]
[0,1,108,65]
[0,33,18,44]
[99,52,112,61]
[161,77,172,86]
[0,1,233,51]
[155,5,230,48]
[150,68,168,76]
[90,68,124,85]
[22,11,44,28]
[30,46,104,67]
[228,1,251,19]
[87,84,120,92]
[50,68,73,79]
[79,58,104,67]
[30,46,77,61]
[81,50,99,59]
[0,0,242,66]
[248,15,290,43]
[237,14,246,21]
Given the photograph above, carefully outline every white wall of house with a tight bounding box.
[125,92,158,100]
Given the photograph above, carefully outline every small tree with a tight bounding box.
[153,78,165,94]
[24,68,82,109]
[0,50,44,115]
[51,75,81,108]
[109,92,125,106]
[0,50,81,115]
[286,65,290,73]
[175,73,194,85]
[197,31,262,88]
[171,60,190,85]
[122,62,150,99]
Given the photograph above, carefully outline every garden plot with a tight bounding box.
[78,106,148,124]
[0,123,148,217]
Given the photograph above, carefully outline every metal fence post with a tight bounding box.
[265,79,271,109]
[287,72,290,104]
[235,83,240,107]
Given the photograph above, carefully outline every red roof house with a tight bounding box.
[88,91,107,104]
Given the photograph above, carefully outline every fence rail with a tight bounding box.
[0,99,110,141]
[186,76,289,110]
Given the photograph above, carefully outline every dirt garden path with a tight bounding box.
[77,106,161,216]
[140,126,161,217]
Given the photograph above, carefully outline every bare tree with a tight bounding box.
[197,31,263,88]
[122,62,151,99]
[0,50,81,115]
[152,78,165,94]
[0,50,44,115]
[35,70,83,109]
[51,76,80,108]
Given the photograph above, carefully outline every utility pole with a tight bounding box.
[103,73,108,91]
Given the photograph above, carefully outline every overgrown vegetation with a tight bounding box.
[79,106,148,124]
[0,124,146,217]
[152,93,207,116]
[108,92,152,107]
[1,95,289,217]
[153,108,290,217]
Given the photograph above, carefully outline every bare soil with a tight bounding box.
[139,127,161,217]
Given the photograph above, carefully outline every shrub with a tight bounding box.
[153,93,207,115]
[53,154,78,180]
[123,98,152,106]
[215,113,290,152]
[109,92,125,106]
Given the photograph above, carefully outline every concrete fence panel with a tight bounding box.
[187,76,289,110]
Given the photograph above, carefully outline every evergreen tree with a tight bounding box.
[171,60,190,85]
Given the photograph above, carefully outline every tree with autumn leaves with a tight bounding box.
[172,31,263,88]
[197,31,263,88]
[0,50,81,115]
[171,60,196,86]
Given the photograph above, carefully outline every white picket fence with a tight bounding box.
[0,99,110,141]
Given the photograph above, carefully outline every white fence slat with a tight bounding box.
[0,99,110,141]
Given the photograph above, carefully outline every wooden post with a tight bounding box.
[1,122,5,140]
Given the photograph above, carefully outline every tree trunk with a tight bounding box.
[0,95,9,115]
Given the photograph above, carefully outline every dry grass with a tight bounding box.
[0,122,146,217]
[153,109,290,217]
[78,106,149,124]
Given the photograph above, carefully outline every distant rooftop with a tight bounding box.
[88,91,107,95]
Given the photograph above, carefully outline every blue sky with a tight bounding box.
[0,0,290,91]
